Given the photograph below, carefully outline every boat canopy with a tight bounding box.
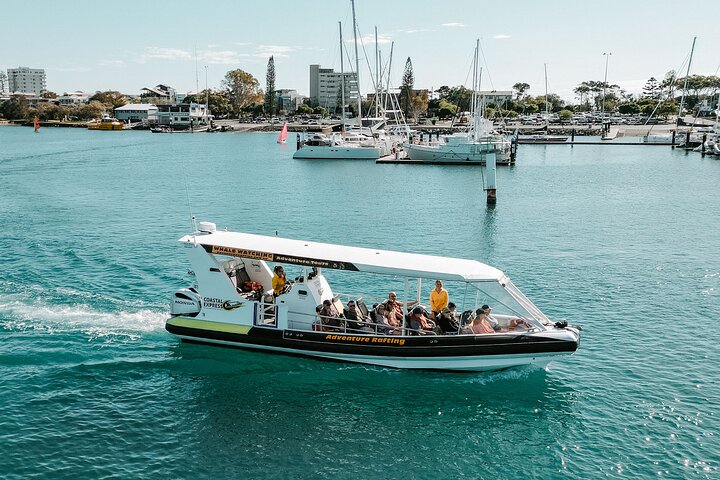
[180,230,504,282]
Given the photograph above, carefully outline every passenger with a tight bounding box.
[470,310,495,334]
[345,300,373,333]
[271,265,287,297]
[481,304,501,332]
[409,306,436,334]
[374,301,401,333]
[429,280,449,318]
[509,317,532,332]
[319,299,343,332]
[436,302,460,334]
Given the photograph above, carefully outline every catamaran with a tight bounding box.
[166,221,581,372]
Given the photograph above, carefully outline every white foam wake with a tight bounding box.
[0,292,168,341]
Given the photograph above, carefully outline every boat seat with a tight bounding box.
[236,266,251,284]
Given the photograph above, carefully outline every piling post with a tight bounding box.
[571,128,575,143]
[685,131,691,149]
[671,130,676,148]
[485,152,497,204]
[296,133,301,150]
[701,133,707,156]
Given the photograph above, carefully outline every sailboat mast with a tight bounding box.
[375,26,379,118]
[678,36,697,125]
[472,39,480,140]
[339,21,346,130]
[351,0,362,126]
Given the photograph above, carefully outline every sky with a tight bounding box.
[2,0,719,103]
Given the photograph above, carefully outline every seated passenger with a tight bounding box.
[509,317,532,332]
[319,299,344,332]
[436,302,460,334]
[345,300,373,333]
[408,307,437,334]
[481,304,501,332]
[470,310,495,334]
[271,265,287,297]
[374,301,401,335]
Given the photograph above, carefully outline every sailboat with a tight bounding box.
[277,122,288,144]
[33,116,40,133]
[293,1,393,160]
[518,64,568,143]
[401,40,512,164]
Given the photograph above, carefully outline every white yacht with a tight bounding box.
[402,41,512,164]
[167,221,581,372]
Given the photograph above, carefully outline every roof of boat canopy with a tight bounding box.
[180,228,505,282]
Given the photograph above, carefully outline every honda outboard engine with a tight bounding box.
[170,288,202,317]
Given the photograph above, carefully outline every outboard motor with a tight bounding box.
[170,288,202,317]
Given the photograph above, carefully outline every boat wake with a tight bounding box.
[0,291,167,342]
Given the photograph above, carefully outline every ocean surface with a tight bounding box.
[1,126,718,479]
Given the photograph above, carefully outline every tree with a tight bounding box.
[89,91,127,110]
[223,69,263,116]
[183,89,233,118]
[296,103,313,115]
[265,56,276,115]
[558,109,574,122]
[399,57,414,119]
[410,90,429,119]
[642,77,660,99]
[0,95,30,120]
[660,70,676,98]
[77,100,106,120]
[512,82,530,100]
[437,99,457,119]
[41,91,58,99]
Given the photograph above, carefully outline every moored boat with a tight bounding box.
[166,221,581,372]
[88,114,125,131]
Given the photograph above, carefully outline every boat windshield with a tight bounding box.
[470,278,550,325]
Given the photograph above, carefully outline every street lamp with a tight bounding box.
[602,52,612,118]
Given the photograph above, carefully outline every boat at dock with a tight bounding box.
[87,114,125,131]
[166,221,581,372]
[402,40,512,164]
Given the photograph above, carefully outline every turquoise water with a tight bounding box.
[1,126,718,479]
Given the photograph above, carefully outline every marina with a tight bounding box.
[1,126,718,478]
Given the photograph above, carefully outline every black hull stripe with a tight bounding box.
[166,324,578,358]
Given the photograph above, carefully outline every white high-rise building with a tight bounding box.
[0,71,8,94]
[8,67,46,95]
[309,64,358,110]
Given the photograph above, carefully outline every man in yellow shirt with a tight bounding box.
[429,279,449,317]
[272,265,287,296]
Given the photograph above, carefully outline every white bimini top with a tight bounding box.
[180,229,505,283]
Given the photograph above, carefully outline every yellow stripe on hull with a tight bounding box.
[166,317,251,335]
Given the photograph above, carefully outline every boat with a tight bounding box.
[402,40,512,164]
[293,3,396,161]
[166,221,581,372]
[517,64,568,144]
[88,114,125,131]
[277,122,288,144]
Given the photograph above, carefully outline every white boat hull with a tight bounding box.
[403,143,509,164]
[293,145,383,160]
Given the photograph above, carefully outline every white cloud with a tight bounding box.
[493,34,511,39]
[399,28,430,34]
[201,50,248,65]
[52,66,90,73]
[142,47,192,61]
[255,45,297,58]
[98,60,125,67]
[441,22,465,28]
[350,33,393,45]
